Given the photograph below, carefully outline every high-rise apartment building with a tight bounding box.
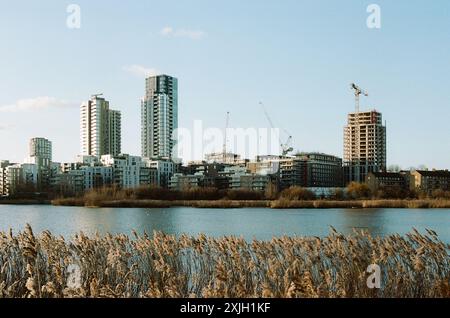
[80,95,121,157]
[26,137,53,189]
[141,75,178,159]
[0,163,22,196]
[28,137,52,167]
[343,110,386,184]
[108,110,122,157]
[0,161,11,196]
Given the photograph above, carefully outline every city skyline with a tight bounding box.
[1,1,449,169]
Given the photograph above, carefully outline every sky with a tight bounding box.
[0,0,449,169]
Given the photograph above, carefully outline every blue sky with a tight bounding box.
[0,0,449,169]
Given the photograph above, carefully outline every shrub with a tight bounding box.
[430,189,450,199]
[83,186,135,206]
[179,187,223,200]
[330,188,346,200]
[346,182,371,199]
[279,187,316,201]
[264,182,279,200]
[375,186,410,199]
[226,189,265,200]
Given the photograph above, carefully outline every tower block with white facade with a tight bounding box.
[80,94,122,157]
[141,75,178,159]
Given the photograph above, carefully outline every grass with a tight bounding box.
[0,225,448,298]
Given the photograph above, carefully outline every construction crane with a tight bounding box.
[91,93,104,99]
[350,83,368,115]
[222,111,230,162]
[259,102,293,156]
[350,83,368,181]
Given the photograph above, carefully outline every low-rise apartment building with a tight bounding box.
[258,153,342,190]
[101,154,142,189]
[169,173,204,190]
[239,174,271,191]
[409,170,450,194]
[143,158,175,188]
[365,172,408,192]
[0,162,23,196]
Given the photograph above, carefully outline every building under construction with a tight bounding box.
[343,110,386,184]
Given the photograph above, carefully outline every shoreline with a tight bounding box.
[0,199,51,205]
[51,198,450,209]
[1,198,450,209]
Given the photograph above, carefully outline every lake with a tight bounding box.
[0,205,449,242]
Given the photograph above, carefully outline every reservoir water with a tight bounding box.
[0,205,449,242]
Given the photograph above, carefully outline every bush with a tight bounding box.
[83,186,135,206]
[279,187,316,201]
[430,189,450,199]
[179,187,223,200]
[375,186,411,199]
[264,182,278,200]
[134,186,177,200]
[346,182,371,200]
[225,189,265,200]
[330,188,345,200]
[78,186,265,203]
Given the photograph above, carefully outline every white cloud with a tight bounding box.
[0,97,78,112]
[160,26,206,40]
[123,65,161,78]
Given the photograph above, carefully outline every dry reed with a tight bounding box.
[0,225,448,298]
[271,199,450,209]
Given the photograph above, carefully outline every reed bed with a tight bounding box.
[97,199,270,209]
[0,225,448,298]
[361,199,450,209]
[56,197,450,209]
[49,185,450,209]
[52,198,271,208]
[270,199,450,209]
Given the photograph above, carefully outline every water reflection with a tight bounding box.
[0,205,448,243]
[340,208,388,236]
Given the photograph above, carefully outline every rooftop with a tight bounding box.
[415,170,450,178]
[370,172,404,178]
